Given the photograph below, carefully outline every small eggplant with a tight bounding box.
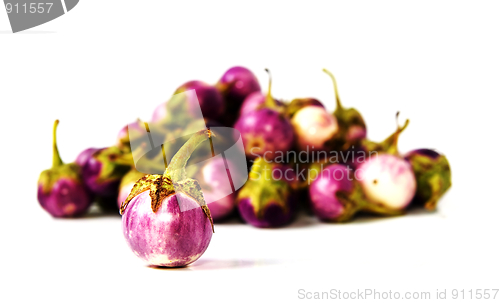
[216,66,261,126]
[308,164,356,222]
[37,120,92,218]
[120,129,215,267]
[404,149,451,210]
[236,158,296,227]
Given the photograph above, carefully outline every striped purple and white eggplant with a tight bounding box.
[37,120,92,218]
[120,129,215,267]
[236,158,296,228]
[404,149,451,210]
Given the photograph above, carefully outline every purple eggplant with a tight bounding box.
[37,120,92,218]
[236,158,296,227]
[309,164,355,222]
[216,66,261,126]
[404,149,451,210]
[120,129,214,267]
[234,69,294,161]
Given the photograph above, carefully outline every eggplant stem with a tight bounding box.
[323,68,343,112]
[387,112,410,155]
[165,129,213,182]
[52,120,63,168]
[264,68,276,108]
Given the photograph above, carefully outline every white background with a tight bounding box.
[1,1,499,302]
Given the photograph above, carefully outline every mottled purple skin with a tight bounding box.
[239,91,281,117]
[175,80,225,120]
[37,178,92,218]
[122,190,213,267]
[234,109,294,161]
[75,148,101,167]
[309,164,353,221]
[218,66,261,106]
[81,154,118,197]
[217,66,261,126]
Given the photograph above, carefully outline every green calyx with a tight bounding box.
[38,163,82,194]
[323,69,367,149]
[285,98,321,118]
[333,181,405,223]
[119,169,147,189]
[93,146,133,184]
[406,152,452,210]
[38,120,82,193]
[236,158,291,219]
[120,129,215,233]
[362,112,409,156]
